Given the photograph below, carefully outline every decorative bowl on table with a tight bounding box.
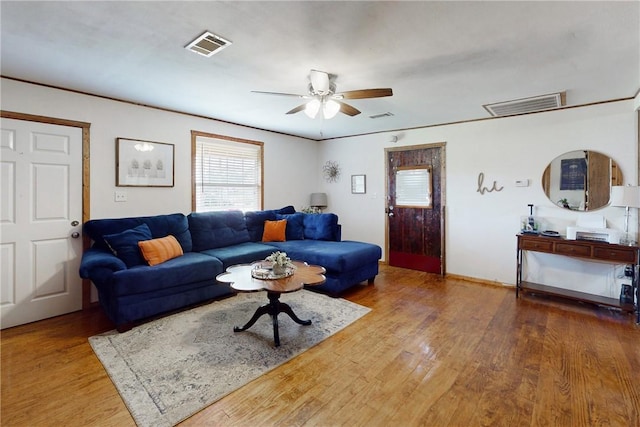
[251,263,295,280]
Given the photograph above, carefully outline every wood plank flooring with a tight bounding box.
[2,265,639,426]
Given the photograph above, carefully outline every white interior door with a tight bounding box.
[1,118,83,329]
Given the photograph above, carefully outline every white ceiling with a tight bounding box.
[1,1,638,140]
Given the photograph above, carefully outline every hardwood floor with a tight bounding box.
[2,265,639,426]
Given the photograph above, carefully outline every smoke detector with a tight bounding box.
[483,92,566,117]
[185,31,232,57]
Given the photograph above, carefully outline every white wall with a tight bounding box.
[2,78,636,298]
[1,78,318,217]
[317,100,637,296]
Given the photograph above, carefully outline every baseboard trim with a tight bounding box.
[446,273,516,289]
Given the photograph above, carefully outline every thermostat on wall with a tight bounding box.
[515,179,530,187]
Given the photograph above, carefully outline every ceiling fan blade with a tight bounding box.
[251,90,306,98]
[337,101,361,116]
[286,104,307,115]
[309,69,330,94]
[337,88,393,99]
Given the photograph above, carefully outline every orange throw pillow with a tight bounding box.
[262,219,287,242]
[138,235,183,266]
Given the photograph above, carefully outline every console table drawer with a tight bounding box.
[520,240,553,252]
[554,243,592,257]
[594,247,636,263]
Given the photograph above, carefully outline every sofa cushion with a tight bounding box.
[244,206,297,242]
[262,219,287,242]
[188,211,251,251]
[276,212,305,240]
[103,223,153,268]
[245,210,276,241]
[138,235,184,266]
[108,252,224,297]
[200,242,278,269]
[303,213,339,241]
[84,213,192,252]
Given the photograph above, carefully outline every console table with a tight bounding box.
[516,234,639,323]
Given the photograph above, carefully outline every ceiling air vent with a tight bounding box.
[185,31,232,57]
[369,112,394,119]
[483,92,565,117]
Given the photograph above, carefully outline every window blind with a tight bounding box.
[194,136,262,212]
[395,167,432,207]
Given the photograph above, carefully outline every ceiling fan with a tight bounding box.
[252,69,393,119]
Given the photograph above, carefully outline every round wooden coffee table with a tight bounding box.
[216,260,326,347]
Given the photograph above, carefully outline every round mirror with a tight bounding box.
[542,150,622,211]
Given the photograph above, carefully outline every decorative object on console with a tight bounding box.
[323,161,340,182]
[520,203,540,234]
[558,198,571,209]
[610,185,640,246]
[309,192,328,212]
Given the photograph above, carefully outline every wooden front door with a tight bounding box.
[386,143,445,274]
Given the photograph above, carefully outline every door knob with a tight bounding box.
[71,232,80,239]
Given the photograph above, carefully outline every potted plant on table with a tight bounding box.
[265,251,294,275]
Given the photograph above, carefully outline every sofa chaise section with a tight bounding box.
[267,239,381,295]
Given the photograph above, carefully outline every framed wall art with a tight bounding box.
[351,174,366,194]
[116,138,175,187]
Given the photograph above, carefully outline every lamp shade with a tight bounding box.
[610,186,640,208]
[310,192,328,207]
[304,99,321,118]
[323,100,340,119]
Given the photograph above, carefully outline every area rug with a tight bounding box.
[89,290,370,427]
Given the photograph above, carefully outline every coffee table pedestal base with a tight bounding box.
[234,291,312,347]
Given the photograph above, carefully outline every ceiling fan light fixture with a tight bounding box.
[304,99,321,118]
[323,99,340,119]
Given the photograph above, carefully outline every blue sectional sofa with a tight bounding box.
[79,207,381,331]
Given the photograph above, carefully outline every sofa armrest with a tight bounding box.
[79,247,127,279]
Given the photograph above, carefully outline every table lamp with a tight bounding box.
[310,193,328,212]
[610,185,640,245]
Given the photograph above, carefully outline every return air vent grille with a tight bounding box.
[483,92,565,117]
[185,31,232,57]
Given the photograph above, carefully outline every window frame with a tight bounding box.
[191,130,264,212]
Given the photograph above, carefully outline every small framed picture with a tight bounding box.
[351,174,366,194]
[116,138,174,187]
